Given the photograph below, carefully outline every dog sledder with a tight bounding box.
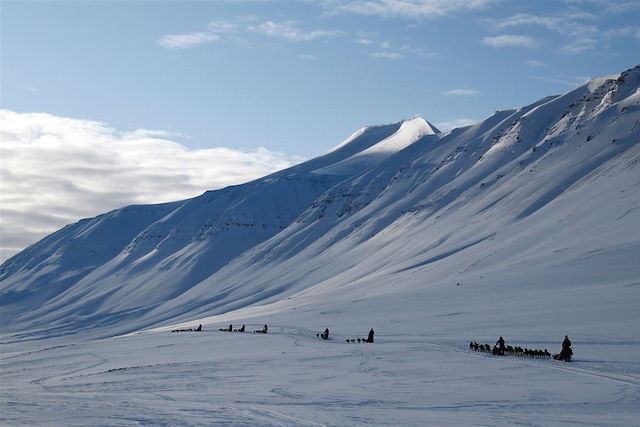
[553,335,573,362]
[317,328,330,340]
[171,324,202,333]
[469,336,559,360]
[346,328,374,344]
[218,324,259,333]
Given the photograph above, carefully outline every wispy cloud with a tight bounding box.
[356,37,375,45]
[443,88,482,96]
[371,51,403,59]
[524,59,545,67]
[0,109,303,262]
[489,12,599,54]
[483,34,538,48]
[364,39,433,59]
[563,0,640,14]
[158,32,220,49]
[249,20,340,41]
[602,25,640,41]
[158,18,340,49]
[558,37,597,54]
[324,0,494,19]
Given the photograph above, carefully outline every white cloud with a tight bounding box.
[249,20,340,41]
[490,12,599,54]
[325,0,494,19]
[158,18,339,50]
[435,118,479,131]
[207,20,242,33]
[158,32,220,49]
[0,109,303,262]
[482,34,538,48]
[495,13,562,31]
[602,25,640,40]
[559,37,597,53]
[564,0,640,14]
[443,88,482,96]
[356,37,374,45]
[524,59,545,67]
[399,43,435,57]
[371,51,403,59]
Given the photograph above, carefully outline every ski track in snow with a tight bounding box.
[2,326,640,426]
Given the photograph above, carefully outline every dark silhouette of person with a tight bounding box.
[196,324,202,332]
[559,335,573,361]
[320,328,329,340]
[255,324,268,333]
[366,328,374,343]
[496,337,506,355]
[238,324,245,332]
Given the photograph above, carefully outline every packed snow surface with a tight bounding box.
[1,65,640,425]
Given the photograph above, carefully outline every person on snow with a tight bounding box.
[557,335,573,361]
[196,324,202,332]
[254,324,268,334]
[236,324,245,333]
[366,328,374,343]
[496,336,506,355]
[320,328,329,340]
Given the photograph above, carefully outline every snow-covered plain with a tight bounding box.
[1,66,640,425]
[2,314,639,426]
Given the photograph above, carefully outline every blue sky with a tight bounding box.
[1,0,639,261]
[3,0,639,156]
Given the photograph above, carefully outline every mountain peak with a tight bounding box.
[402,117,440,135]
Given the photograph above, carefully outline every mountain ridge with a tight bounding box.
[1,65,639,341]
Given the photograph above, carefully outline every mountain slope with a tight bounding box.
[1,66,639,341]
[144,67,639,329]
[0,118,434,338]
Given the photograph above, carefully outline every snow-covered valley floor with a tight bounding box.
[2,317,639,426]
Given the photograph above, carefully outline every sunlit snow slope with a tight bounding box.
[0,117,434,338]
[1,66,639,341]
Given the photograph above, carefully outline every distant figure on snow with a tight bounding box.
[496,336,506,355]
[319,328,329,340]
[196,324,202,332]
[219,324,233,332]
[555,335,573,362]
[235,324,245,333]
[366,328,374,343]
[254,324,268,334]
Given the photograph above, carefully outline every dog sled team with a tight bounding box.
[470,335,573,362]
[171,323,374,343]
[171,324,202,333]
[170,324,573,361]
[217,324,267,334]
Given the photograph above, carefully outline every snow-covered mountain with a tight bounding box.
[1,66,639,341]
